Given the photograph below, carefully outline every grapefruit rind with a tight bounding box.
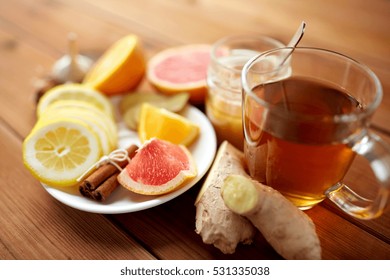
[146,44,211,104]
[117,138,197,195]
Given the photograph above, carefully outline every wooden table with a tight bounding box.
[1,0,389,260]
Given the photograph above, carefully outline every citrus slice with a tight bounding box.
[119,91,189,114]
[146,44,211,104]
[138,103,200,146]
[120,91,190,130]
[38,100,117,136]
[37,107,113,155]
[39,100,118,147]
[83,34,146,96]
[117,138,197,195]
[23,118,102,188]
[37,83,114,118]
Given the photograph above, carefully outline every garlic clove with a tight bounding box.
[51,32,93,83]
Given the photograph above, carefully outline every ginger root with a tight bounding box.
[194,141,256,254]
[221,174,322,260]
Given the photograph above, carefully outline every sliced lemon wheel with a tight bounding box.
[37,109,112,155]
[23,119,102,188]
[39,100,118,149]
[37,83,114,119]
[138,103,200,146]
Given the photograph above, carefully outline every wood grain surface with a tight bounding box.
[1,0,389,260]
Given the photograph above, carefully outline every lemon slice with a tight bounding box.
[37,108,112,155]
[39,100,118,149]
[83,34,146,96]
[37,83,114,118]
[138,103,200,146]
[23,119,102,188]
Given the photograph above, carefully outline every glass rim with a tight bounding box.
[241,46,383,123]
[210,34,285,75]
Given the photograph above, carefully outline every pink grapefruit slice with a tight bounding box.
[146,44,211,104]
[117,138,197,195]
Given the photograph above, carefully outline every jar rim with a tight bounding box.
[210,34,285,75]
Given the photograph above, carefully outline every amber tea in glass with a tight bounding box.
[245,76,361,208]
[242,47,390,219]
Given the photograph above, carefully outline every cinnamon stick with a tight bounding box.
[91,173,119,201]
[79,144,138,201]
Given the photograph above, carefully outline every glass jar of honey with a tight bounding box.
[206,34,284,150]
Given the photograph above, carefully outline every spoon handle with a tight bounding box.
[279,21,306,66]
[287,21,306,48]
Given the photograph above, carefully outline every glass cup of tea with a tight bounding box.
[241,47,390,219]
[206,34,284,150]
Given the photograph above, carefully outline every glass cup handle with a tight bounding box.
[326,131,390,219]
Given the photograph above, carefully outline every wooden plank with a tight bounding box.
[306,206,390,260]
[3,0,389,69]
[110,182,390,260]
[0,0,172,139]
[110,185,282,260]
[1,0,390,133]
[0,29,49,137]
[0,0,171,56]
[1,0,389,260]
[321,131,390,243]
[0,123,155,260]
[75,0,390,132]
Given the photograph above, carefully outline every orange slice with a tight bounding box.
[83,34,146,96]
[138,103,200,146]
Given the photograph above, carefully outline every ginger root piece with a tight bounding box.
[221,174,322,260]
[195,141,257,254]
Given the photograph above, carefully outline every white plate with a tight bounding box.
[42,105,217,214]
